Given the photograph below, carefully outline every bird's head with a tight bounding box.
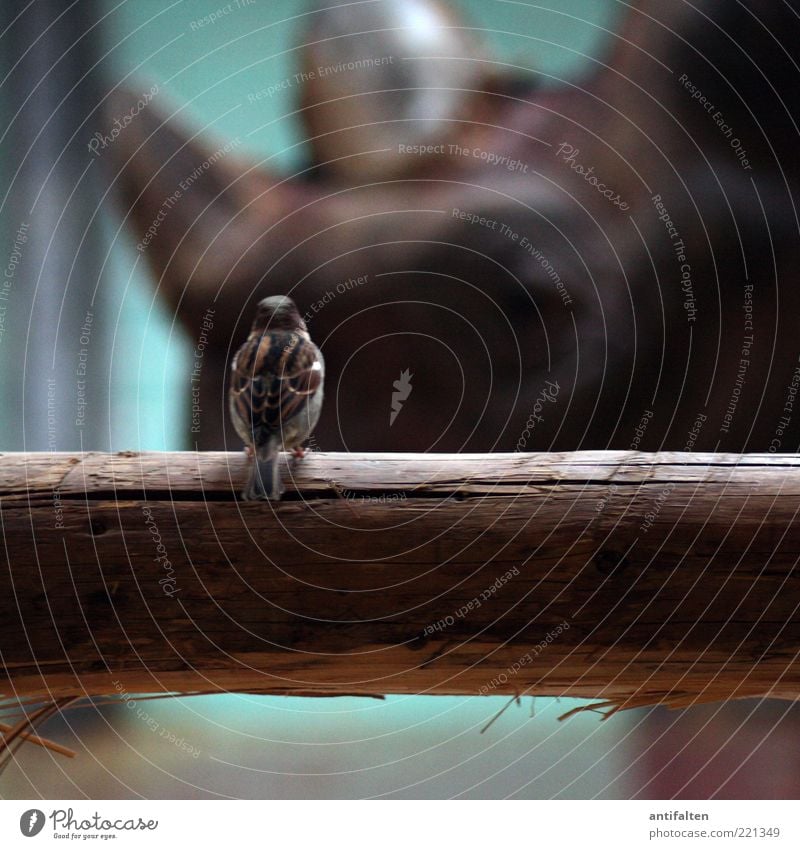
[250,295,306,334]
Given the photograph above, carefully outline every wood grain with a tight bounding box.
[1,451,799,709]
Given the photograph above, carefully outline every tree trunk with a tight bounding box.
[2,451,798,712]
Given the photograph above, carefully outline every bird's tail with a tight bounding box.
[243,448,282,501]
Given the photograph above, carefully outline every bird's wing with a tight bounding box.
[231,332,323,442]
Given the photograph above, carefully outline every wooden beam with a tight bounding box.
[1,451,799,710]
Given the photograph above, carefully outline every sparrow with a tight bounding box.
[229,295,324,500]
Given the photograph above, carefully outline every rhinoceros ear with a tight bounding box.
[297,0,489,182]
[103,86,275,309]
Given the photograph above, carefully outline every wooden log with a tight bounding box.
[1,450,799,710]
